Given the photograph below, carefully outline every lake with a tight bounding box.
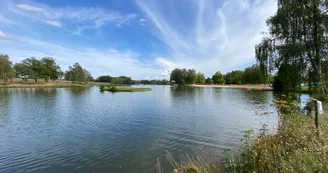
[0,86,280,173]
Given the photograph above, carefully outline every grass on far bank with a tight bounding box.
[100,85,151,92]
[164,101,328,173]
[0,78,107,88]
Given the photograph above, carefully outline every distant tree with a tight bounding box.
[205,77,213,84]
[170,68,185,85]
[96,75,112,83]
[170,68,197,85]
[0,54,15,85]
[14,57,62,83]
[118,76,133,84]
[65,63,92,83]
[14,57,42,83]
[39,57,62,82]
[196,72,205,84]
[136,79,170,85]
[212,71,225,84]
[242,65,265,84]
[225,70,243,84]
[185,69,197,84]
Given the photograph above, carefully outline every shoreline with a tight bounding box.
[191,84,273,91]
[0,79,106,88]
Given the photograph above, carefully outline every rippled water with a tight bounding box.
[0,86,279,173]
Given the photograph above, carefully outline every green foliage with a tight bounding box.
[205,77,213,84]
[14,57,41,81]
[110,76,133,85]
[65,63,92,83]
[0,54,14,84]
[224,70,243,84]
[39,57,62,81]
[196,72,205,84]
[96,75,112,83]
[170,68,184,85]
[256,0,328,94]
[212,71,225,84]
[273,64,302,93]
[170,68,197,85]
[242,65,265,84]
[171,111,328,173]
[136,79,170,85]
[14,57,62,82]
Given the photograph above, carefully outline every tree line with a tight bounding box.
[170,64,267,85]
[255,0,328,94]
[0,54,93,84]
[95,75,133,85]
[95,75,170,85]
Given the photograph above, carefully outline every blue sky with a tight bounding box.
[0,0,277,79]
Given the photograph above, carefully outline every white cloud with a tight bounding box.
[0,30,28,43]
[0,30,13,40]
[155,58,174,69]
[0,0,278,79]
[45,20,63,27]
[139,18,147,25]
[0,37,164,79]
[136,0,277,76]
[161,69,171,78]
[13,3,137,32]
[16,4,44,12]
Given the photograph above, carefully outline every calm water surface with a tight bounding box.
[0,86,279,173]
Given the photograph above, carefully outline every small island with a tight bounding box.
[100,85,151,92]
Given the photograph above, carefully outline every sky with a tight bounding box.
[0,0,277,79]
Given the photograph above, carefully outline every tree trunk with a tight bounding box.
[313,0,325,95]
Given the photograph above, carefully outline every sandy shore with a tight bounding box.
[191,84,273,90]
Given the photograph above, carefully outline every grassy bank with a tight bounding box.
[0,78,107,88]
[100,85,151,92]
[168,102,328,173]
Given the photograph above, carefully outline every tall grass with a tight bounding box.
[163,100,328,173]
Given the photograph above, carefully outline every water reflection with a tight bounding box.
[0,86,303,173]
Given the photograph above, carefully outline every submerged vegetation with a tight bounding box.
[100,85,151,92]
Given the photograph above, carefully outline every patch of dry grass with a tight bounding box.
[0,78,106,88]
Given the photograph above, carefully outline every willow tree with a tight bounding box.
[256,0,328,94]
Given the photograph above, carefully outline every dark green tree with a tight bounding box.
[224,70,243,84]
[196,72,205,84]
[170,68,197,85]
[14,57,42,83]
[212,71,225,84]
[96,75,112,83]
[0,54,15,85]
[40,57,62,82]
[242,65,265,84]
[205,77,213,84]
[256,0,328,93]
[185,69,197,84]
[170,68,183,85]
[65,63,92,83]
